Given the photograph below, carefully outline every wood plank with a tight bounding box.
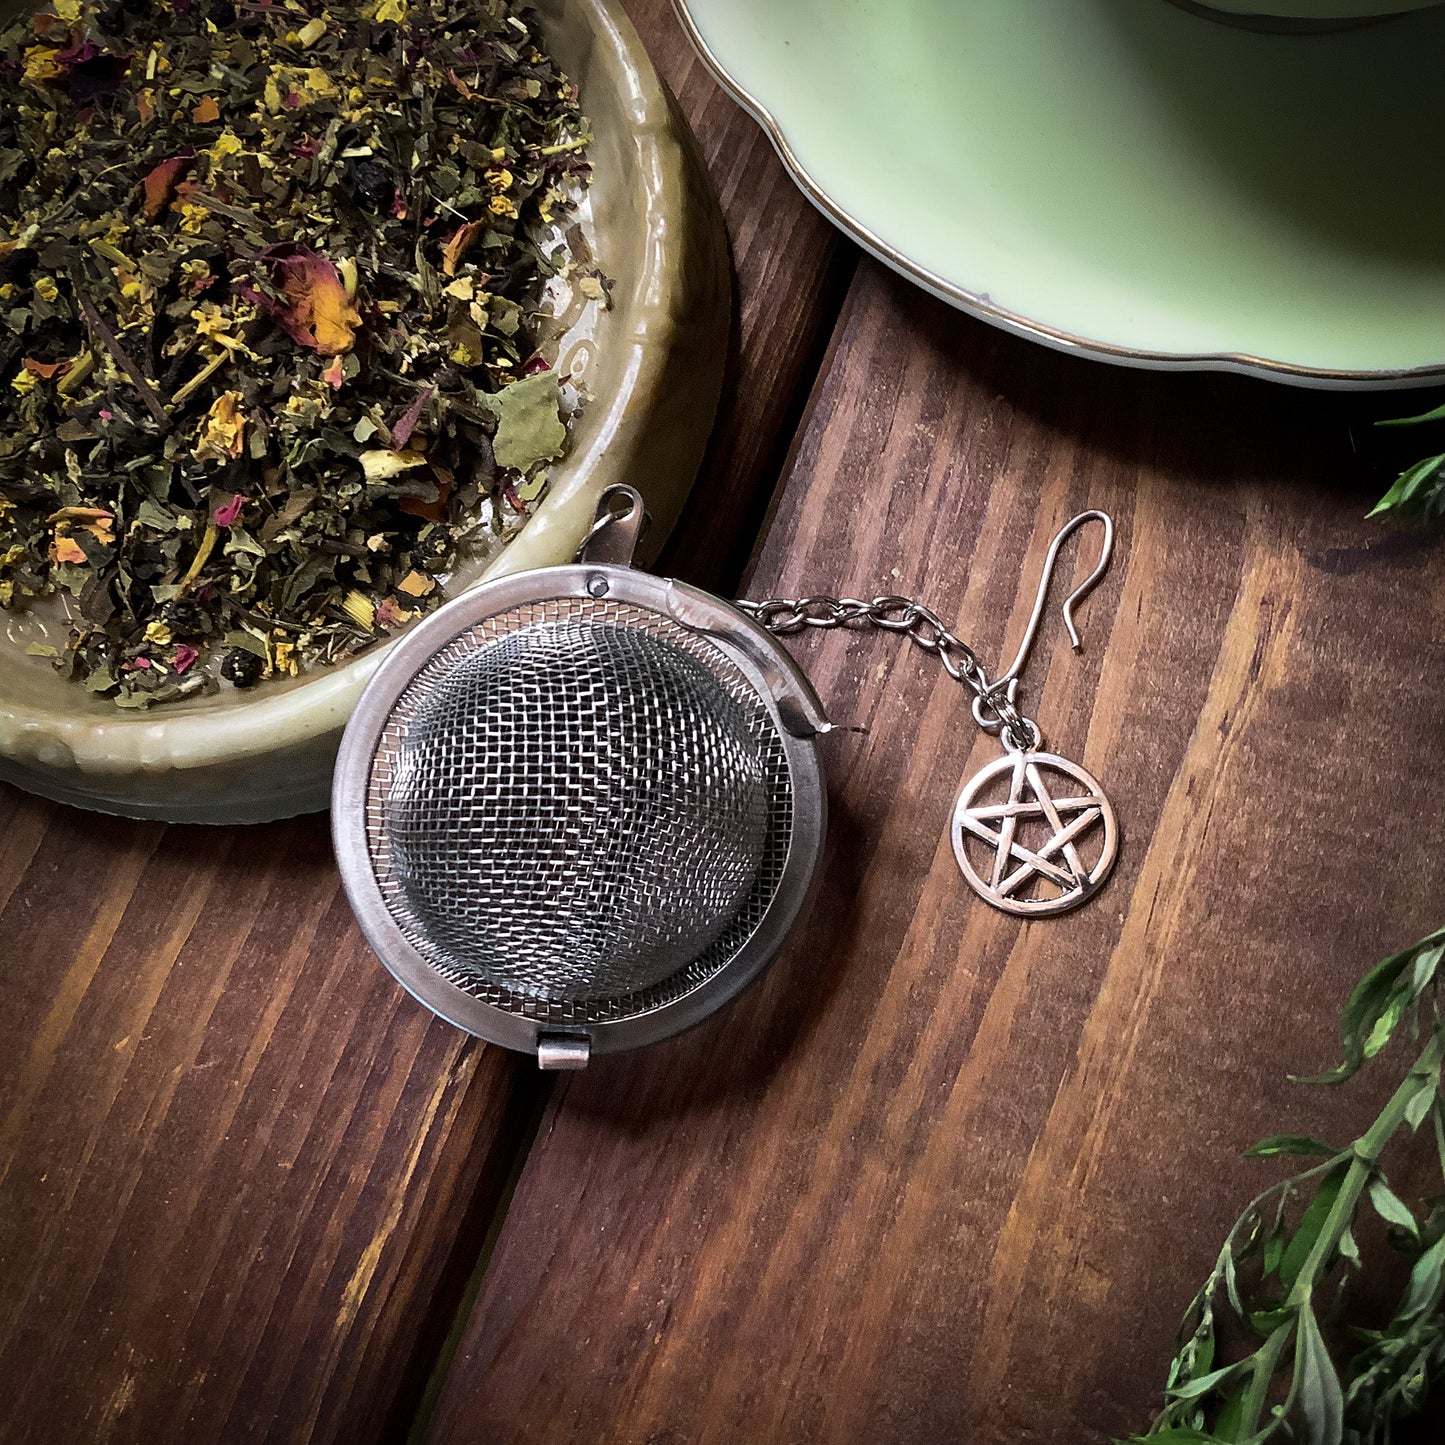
[0,804,529,1445]
[0,3,849,1439]
[428,261,1445,1445]
[640,0,856,592]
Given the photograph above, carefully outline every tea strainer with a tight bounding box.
[333,486,1118,1067]
[333,487,831,1068]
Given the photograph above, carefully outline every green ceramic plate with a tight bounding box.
[676,0,1445,387]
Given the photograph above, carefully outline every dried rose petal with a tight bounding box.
[242,245,361,356]
[376,597,413,630]
[389,385,435,449]
[213,494,244,528]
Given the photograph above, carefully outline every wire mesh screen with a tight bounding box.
[363,597,795,1023]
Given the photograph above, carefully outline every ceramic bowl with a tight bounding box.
[0,0,730,823]
[677,0,1445,385]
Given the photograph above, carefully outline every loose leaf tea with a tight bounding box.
[0,0,600,707]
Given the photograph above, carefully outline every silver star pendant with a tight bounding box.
[951,750,1118,917]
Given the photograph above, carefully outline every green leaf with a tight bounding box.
[1279,1166,1346,1289]
[1119,1434,1225,1444]
[1165,1360,1252,1402]
[1250,1306,1294,1336]
[1120,1432,1232,1444]
[1221,1244,1244,1318]
[1187,1328,1216,1383]
[1361,988,1412,1060]
[1295,1306,1344,1445]
[1397,1232,1445,1322]
[1367,1177,1419,1240]
[1298,931,1445,1083]
[487,370,567,474]
[1367,453,1445,522]
[1263,1217,1287,1277]
[1212,1390,1248,1444]
[1246,1136,1337,1159]
[1336,1227,1360,1268]
[1409,941,1444,997]
[1378,400,1445,427]
[1404,1068,1439,1130]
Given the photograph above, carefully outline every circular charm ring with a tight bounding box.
[951,751,1118,918]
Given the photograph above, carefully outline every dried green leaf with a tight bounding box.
[488,370,568,474]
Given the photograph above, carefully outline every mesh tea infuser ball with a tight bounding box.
[335,485,1119,1068]
[332,487,831,1069]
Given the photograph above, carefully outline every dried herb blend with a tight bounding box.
[0,0,599,707]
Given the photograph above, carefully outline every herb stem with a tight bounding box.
[172,350,233,406]
[1238,1322,1296,1438]
[1235,1029,1445,1439]
[180,522,219,587]
[68,266,171,430]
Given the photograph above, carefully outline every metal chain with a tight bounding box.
[736,594,1041,751]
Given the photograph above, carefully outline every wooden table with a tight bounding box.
[4,6,1444,1443]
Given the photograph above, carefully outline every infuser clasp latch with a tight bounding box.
[576,484,646,568]
[536,1033,592,1070]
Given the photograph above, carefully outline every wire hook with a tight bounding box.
[972,510,1114,732]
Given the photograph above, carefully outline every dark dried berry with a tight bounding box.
[161,598,209,636]
[206,0,236,25]
[346,158,395,212]
[220,647,264,688]
[0,247,37,286]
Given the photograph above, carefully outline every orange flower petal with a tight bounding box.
[23,357,71,380]
[140,155,192,221]
[442,220,485,277]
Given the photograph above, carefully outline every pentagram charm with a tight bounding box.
[951,750,1117,917]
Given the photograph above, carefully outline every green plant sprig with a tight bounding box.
[1370,404,1445,524]
[1126,926,1445,1445]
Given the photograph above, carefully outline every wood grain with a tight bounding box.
[0,803,530,1445]
[0,5,850,1440]
[428,262,1445,1445]
[639,0,856,592]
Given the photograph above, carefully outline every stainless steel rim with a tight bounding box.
[333,563,827,1056]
